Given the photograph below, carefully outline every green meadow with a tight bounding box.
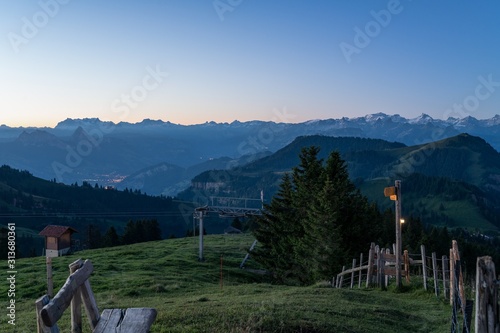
[2,235,453,332]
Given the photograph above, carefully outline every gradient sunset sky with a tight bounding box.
[1,1,499,127]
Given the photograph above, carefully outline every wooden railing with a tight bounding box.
[336,240,500,333]
[36,258,157,333]
[335,241,460,299]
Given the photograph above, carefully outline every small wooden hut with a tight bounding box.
[39,225,78,257]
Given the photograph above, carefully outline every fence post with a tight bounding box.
[385,248,391,288]
[358,253,363,288]
[36,294,59,333]
[69,260,83,333]
[452,240,466,312]
[46,257,53,298]
[378,248,386,289]
[338,266,346,288]
[450,248,455,305]
[350,259,356,289]
[432,252,439,297]
[421,245,428,291]
[376,246,381,288]
[404,250,410,283]
[475,256,499,333]
[366,243,375,288]
[442,255,448,300]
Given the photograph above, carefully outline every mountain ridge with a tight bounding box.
[0,113,498,194]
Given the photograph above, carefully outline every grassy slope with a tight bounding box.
[2,235,452,332]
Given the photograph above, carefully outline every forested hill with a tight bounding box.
[179,133,500,232]
[237,136,406,173]
[386,133,500,190]
[187,136,405,185]
[0,165,193,257]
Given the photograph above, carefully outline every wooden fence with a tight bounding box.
[334,242,455,297]
[332,241,472,298]
[336,240,500,333]
[36,259,156,333]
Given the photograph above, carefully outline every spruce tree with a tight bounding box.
[103,226,120,247]
[252,146,389,285]
[144,219,162,241]
[122,220,137,245]
[310,175,344,279]
[252,173,298,284]
[290,146,325,284]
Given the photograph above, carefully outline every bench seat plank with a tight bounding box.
[93,308,157,333]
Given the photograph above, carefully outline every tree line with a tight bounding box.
[85,219,162,249]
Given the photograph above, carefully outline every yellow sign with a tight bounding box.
[384,186,395,197]
[384,186,397,201]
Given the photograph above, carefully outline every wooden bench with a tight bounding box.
[35,259,157,333]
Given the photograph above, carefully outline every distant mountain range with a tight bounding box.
[0,113,499,196]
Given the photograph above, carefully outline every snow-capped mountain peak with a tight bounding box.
[409,113,434,124]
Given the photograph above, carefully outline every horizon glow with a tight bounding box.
[1,1,499,128]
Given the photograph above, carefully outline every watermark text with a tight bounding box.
[6,223,16,326]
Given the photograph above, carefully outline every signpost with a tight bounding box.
[384,180,402,288]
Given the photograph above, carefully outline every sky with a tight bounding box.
[1,0,499,128]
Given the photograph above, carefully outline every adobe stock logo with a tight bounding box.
[390,73,499,179]
[443,74,500,119]
[213,0,243,22]
[111,65,169,121]
[339,0,405,64]
[7,0,71,54]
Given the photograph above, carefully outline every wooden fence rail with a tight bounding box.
[335,240,500,333]
[335,241,460,300]
[36,259,157,333]
[336,243,414,289]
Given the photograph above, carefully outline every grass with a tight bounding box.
[1,234,454,332]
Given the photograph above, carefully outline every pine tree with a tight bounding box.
[252,173,298,284]
[86,224,102,249]
[103,226,120,247]
[144,219,162,241]
[252,146,389,285]
[122,220,137,245]
[312,151,380,277]
[310,176,344,279]
[290,146,325,284]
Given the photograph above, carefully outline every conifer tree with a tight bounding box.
[290,146,325,284]
[122,220,137,245]
[310,175,344,279]
[144,219,162,241]
[103,226,120,247]
[252,146,389,285]
[252,173,298,284]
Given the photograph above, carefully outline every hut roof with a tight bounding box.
[39,225,78,238]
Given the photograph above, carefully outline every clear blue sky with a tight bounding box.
[1,0,499,127]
